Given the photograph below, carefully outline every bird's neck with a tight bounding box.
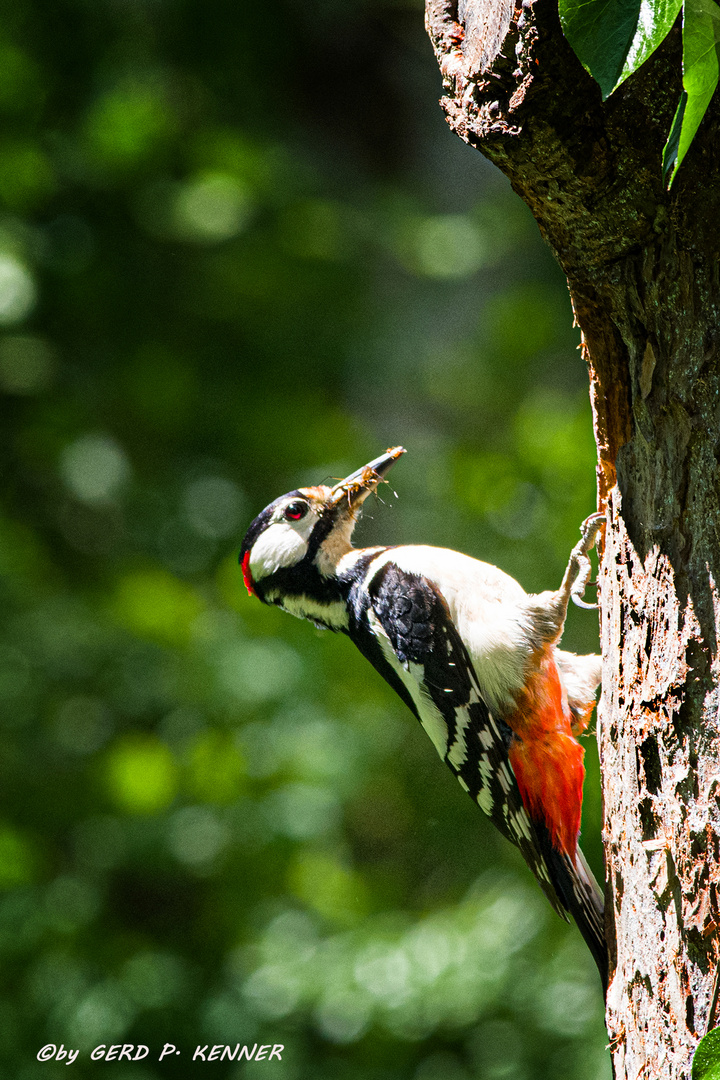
[259,546,389,632]
[313,519,356,578]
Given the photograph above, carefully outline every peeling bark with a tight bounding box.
[602,488,720,1076]
[425,0,720,1076]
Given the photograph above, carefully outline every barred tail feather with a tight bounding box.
[547,842,608,993]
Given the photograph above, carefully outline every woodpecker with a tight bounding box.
[239,447,607,988]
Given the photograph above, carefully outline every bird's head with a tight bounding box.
[239,446,405,603]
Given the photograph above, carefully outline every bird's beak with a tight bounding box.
[329,446,406,510]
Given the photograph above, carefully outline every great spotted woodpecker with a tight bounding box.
[239,447,607,987]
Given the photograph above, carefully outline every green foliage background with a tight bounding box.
[0,0,610,1076]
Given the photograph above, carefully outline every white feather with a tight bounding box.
[367,609,450,759]
[248,503,319,581]
[267,590,349,630]
[367,546,532,713]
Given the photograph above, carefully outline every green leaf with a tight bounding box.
[559,0,643,98]
[665,0,720,184]
[662,89,687,178]
[692,1026,720,1080]
[559,0,682,97]
[616,0,684,88]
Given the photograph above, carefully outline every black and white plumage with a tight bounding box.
[239,448,608,989]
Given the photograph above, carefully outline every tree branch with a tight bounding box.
[426,1,720,1076]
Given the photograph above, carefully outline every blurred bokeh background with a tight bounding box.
[0,0,609,1076]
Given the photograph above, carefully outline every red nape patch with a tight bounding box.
[241,551,256,597]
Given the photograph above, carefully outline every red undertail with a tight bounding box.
[506,650,585,862]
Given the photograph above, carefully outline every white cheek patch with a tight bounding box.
[249,521,311,580]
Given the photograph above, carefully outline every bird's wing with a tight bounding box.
[347,557,566,918]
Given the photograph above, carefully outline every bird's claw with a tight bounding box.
[571,583,598,610]
[579,512,605,549]
[567,513,605,610]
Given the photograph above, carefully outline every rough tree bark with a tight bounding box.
[425,2,720,1077]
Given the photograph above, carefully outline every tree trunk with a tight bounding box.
[425,1,720,1076]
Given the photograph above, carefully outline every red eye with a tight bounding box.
[284,501,307,521]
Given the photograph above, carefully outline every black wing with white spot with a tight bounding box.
[346,558,566,919]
